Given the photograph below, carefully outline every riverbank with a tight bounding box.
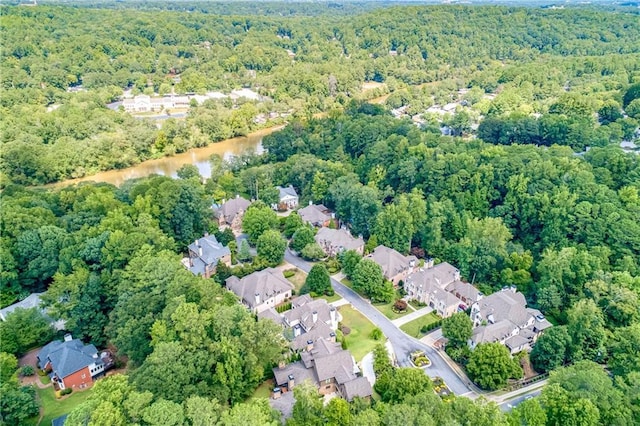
[46,125,285,189]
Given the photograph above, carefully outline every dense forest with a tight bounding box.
[1,4,639,184]
[1,2,640,425]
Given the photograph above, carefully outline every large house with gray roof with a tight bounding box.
[469,286,553,354]
[404,262,482,318]
[272,337,372,402]
[314,228,364,257]
[183,234,231,279]
[365,245,418,287]
[259,295,341,351]
[37,334,109,390]
[226,268,294,313]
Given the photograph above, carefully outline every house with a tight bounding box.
[214,196,251,231]
[298,202,332,227]
[272,338,372,401]
[37,334,110,390]
[226,268,294,313]
[314,228,364,257]
[0,293,65,330]
[404,262,482,318]
[468,287,553,354]
[276,185,299,210]
[281,295,340,351]
[365,245,417,287]
[182,234,231,279]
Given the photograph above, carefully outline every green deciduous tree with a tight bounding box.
[467,343,522,390]
[352,258,393,303]
[257,230,287,266]
[566,299,607,363]
[442,312,473,349]
[242,203,278,244]
[290,226,315,253]
[340,249,361,279]
[375,367,433,403]
[303,264,331,295]
[300,243,325,261]
[0,308,55,357]
[530,326,571,373]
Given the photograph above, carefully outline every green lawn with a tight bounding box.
[26,386,93,426]
[285,268,307,294]
[338,305,380,362]
[248,379,274,401]
[340,278,353,289]
[400,312,442,338]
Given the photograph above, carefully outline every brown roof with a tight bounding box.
[445,280,482,304]
[217,196,251,223]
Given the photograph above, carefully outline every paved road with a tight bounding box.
[284,250,475,397]
[499,389,543,412]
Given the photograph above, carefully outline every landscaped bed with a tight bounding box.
[399,312,442,337]
[337,305,379,362]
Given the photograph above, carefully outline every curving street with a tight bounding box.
[284,249,477,397]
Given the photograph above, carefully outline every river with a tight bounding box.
[52,125,284,188]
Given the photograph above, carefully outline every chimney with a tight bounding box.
[330,307,336,324]
[255,293,260,305]
[329,332,336,342]
[306,339,314,351]
[309,200,313,206]
[199,247,203,257]
[312,311,318,323]
[288,374,295,390]
[294,325,301,337]
[204,232,209,237]
[195,239,199,247]
[64,333,73,342]
[278,360,286,369]
[236,194,240,199]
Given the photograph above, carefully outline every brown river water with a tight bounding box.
[51,125,284,188]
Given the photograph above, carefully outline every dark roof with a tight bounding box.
[273,361,318,387]
[38,338,102,379]
[52,414,68,426]
[216,197,251,223]
[277,185,298,199]
[342,376,373,401]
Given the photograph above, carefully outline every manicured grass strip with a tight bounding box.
[373,301,410,320]
[26,385,93,426]
[338,305,380,362]
[400,312,442,338]
[249,379,274,401]
[286,268,307,294]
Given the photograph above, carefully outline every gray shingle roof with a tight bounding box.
[188,235,230,267]
[342,376,373,401]
[298,204,331,226]
[38,339,102,379]
[314,228,364,252]
[226,268,294,310]
[475,290,530,327]
[277,185,298,199]
[366,245,416,280]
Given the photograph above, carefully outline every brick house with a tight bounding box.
[37,335,109,390]
[272,338,372,401]
[213,196,251,231]
[298,203,333,228]
[183,234,231,278]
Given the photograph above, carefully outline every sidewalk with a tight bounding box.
[391,306,434,327]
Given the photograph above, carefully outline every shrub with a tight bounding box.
[21,365,35,376]
[341,325,351,336]
[60,388,73,395]
[393,299,408,312]
[370,328,383,340]
[283,269,296,278]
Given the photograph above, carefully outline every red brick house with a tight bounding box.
[37,335,108,390]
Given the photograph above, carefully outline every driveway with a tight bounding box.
[284,249,475,397]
